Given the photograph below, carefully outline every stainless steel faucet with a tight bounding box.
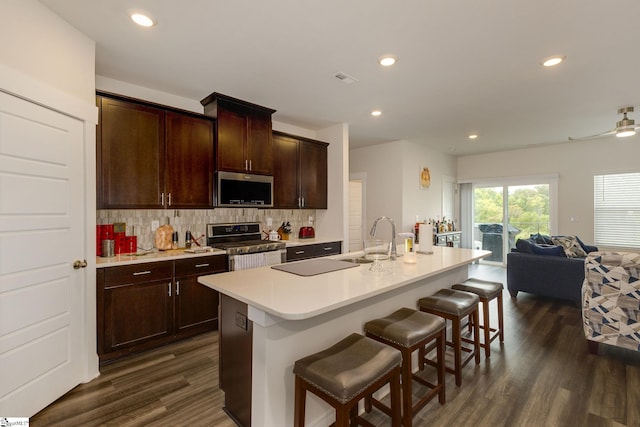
[370,216,398,259]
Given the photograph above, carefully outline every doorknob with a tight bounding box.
[73,259,88,269]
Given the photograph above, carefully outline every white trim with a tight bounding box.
[458,173,559,186]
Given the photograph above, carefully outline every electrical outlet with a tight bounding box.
[266,217,273,227]
[151,220,160,231]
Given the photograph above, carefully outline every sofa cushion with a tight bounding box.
[552,236,587,258]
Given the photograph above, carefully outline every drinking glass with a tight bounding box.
[364,239,391,272]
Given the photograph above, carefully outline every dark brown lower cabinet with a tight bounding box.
[174,256,225,335]
[97,255,226,364]
[285,241,342,262]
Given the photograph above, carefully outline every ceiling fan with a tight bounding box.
[568,106,639,141]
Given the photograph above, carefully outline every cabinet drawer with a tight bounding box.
[287,246,314,261]
[175,255,227,276]
[103,261,173,287]
[437,236,447,245]
[315,241,342,257]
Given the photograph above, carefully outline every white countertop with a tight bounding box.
[95,237,343,268]
[96,248,227,268]
[198,246,490,321]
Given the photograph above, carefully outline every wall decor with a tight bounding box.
[420,166,431,189]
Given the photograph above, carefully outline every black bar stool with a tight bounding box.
[364,307,446,427]
[452,278,504,358]
[418,289,480,386]
[293,333,402,427]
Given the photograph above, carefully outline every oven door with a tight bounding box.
[229,249,286,271]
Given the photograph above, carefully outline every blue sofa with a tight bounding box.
[506,235,597,305]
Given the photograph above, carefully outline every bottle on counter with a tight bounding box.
[185,230,192,249]
[172,231,179,249]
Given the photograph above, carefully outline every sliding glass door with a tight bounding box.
[473,183,551,265]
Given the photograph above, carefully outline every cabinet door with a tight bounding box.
[174,255,226,337]
[103,279,173,355]
[273,133,300,208]
[98,97,165,208]
[246,114,273,175]
[300,140,328,209]
[217,108,248,173]
[165,112,214,207]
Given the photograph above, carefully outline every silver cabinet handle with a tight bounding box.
[160,192,164,206]
[323,247,333,251]
[176,280,180,295]
[295,250,305,255]
[168,192,172,207]
[168,282,172,296]
[301,197,305,208]
[195,263,210,268]
[249,160,252,171]
[133,270,151,276]
[245,159,248,171]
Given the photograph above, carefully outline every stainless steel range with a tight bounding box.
[207,222,286,271]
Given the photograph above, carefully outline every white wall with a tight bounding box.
[316,123,349,246]
[350,140,458,236]
[2,0,95,105]
[350,142,404,234]
[401,140,458,228]
[457,136,640,244]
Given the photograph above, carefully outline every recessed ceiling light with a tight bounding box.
[468,134,478,140]
[131,13,156,27]
[371,110,382,117]
[378,55,397,67]
[542,55,565,67]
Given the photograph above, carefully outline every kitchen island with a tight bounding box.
[198,246,490,426]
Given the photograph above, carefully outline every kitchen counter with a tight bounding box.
[198,246,490,426]
[95,247,226,268]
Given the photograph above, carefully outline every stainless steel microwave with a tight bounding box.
[216,171,274,207]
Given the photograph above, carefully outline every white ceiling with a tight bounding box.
[40,0,640,155]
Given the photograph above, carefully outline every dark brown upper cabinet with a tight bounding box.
[97,93,214,209]
[273,131,328,209]
[200,92,276,176]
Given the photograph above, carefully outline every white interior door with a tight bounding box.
[0,91,85,416]
[348,177,365,252]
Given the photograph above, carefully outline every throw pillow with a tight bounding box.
[551,236,587,258]
[515,238,534,254]
[530,233,553,245]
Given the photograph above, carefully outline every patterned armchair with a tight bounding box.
[582,251,640,354]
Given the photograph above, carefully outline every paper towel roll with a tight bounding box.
[418,223,433,254]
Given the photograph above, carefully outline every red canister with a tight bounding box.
[114,232,126,254]
[124,236,137,254]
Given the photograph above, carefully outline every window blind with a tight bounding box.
[594,173,640,249]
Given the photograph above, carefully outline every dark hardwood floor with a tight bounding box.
[31,264,640,426]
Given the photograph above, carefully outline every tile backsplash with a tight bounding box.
[97,208,317,250]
